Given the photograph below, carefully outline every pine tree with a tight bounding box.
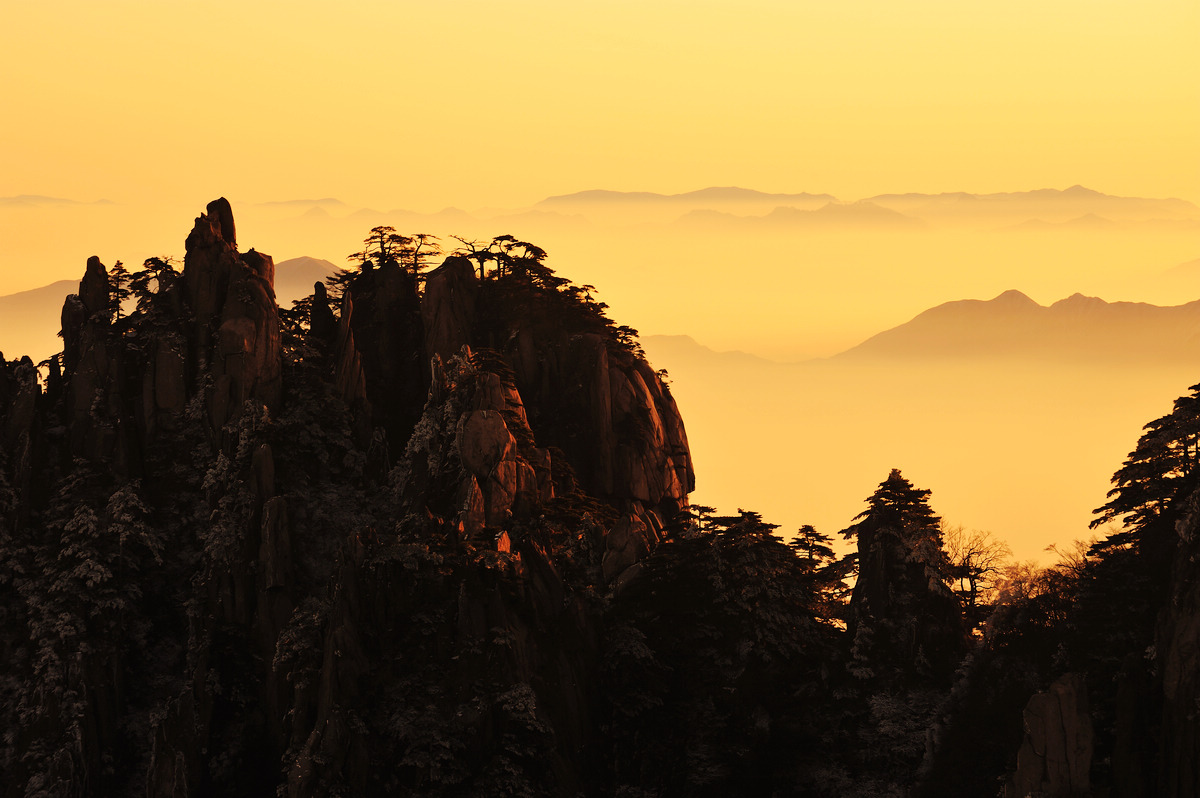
[842,469,966,686]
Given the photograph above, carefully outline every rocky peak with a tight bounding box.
[181,199,282,432]
[0,203,698,796]
[80,255,111,318]
[421,255,478,364]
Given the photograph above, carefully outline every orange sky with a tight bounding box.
[3,0,1199,565]
[3,0,1198,210]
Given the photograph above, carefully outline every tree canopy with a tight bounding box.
[841,469,966,686]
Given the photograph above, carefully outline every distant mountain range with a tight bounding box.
[675,201,926,230]
[643,288,1200,368]
[535,185,1200,228]
[0,195,115,207]
[835,290,1200,364]
[539,186,836,209]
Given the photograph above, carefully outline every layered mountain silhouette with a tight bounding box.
[675,200,925,230]
[0,194,115,208]
[835,290,1200,363]
[538,186,837,210]
[530,185,1200,227]
[866,185,1200,225]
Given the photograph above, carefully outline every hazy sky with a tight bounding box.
[3,0,1199,561]
[4,0,1198,210]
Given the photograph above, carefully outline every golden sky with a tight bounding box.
[3,0,1199,564]
[3,0,1198,210]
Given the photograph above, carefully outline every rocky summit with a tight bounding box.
[0,200,701,796]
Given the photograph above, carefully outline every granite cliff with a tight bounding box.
[0,200,694,796]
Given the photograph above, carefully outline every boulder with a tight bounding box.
[457,410,514,480]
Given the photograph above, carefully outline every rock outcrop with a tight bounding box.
[330,293,371,444]
[421,255,478,364]
[400,348,554,539]
[1005,673,1093,798]
[183,199,282,432]
[339,260,427,449]
[60,256,123,461]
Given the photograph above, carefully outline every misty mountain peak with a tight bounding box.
[991,289,1038,307]
[1051,292,1107,310]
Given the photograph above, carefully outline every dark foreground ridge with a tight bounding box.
[2,200,1200,796]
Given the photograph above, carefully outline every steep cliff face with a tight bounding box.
[1151,486,1200,797]
[0,200,694,797]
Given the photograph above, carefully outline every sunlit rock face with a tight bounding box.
[498,327,694,584]
[399,347,554,539]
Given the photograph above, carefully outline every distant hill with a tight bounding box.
[675,201,925,230]
[535,186,838,224]
[0,280,75,362]
[274,256,339,308]
[0,195,114,208]
[866,186,1200,226]
[1004,216,1200,233]
[540,186,837,208]
[532,185,1200,228]
[642,334,781,369]
[252,198,348,210]
[835,290,1200,364]
[1161,257,1200,281]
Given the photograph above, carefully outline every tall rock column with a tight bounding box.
[59,256,127,462]
[182,198,282,432]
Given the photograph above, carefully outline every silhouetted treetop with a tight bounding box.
[842,469,965,686]
[347,226,441,276]
[1092,383,1200,538]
